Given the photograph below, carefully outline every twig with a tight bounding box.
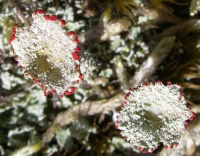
[42,93,123,145]
[152,19,200,41]
[129,36,176,87]
[52,93,57,108]
[78,18,131,45]
[71,145,85,156]
[114,57,130,90]
[16,6,30,27]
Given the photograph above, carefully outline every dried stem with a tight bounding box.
[129,36,176,87]
[78,18,131,45]
[42,93,123,145]
[114,57,130,90]
[152,19,200,41]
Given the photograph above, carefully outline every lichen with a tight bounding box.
[10,10,83,97]
[115,81,195,153]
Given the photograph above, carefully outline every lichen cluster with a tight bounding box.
[0,0,200,156]
[115,81,195,153]
[10,10,82,97]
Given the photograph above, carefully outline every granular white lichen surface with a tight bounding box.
[10,10,83,97]
[115,81,195,153]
